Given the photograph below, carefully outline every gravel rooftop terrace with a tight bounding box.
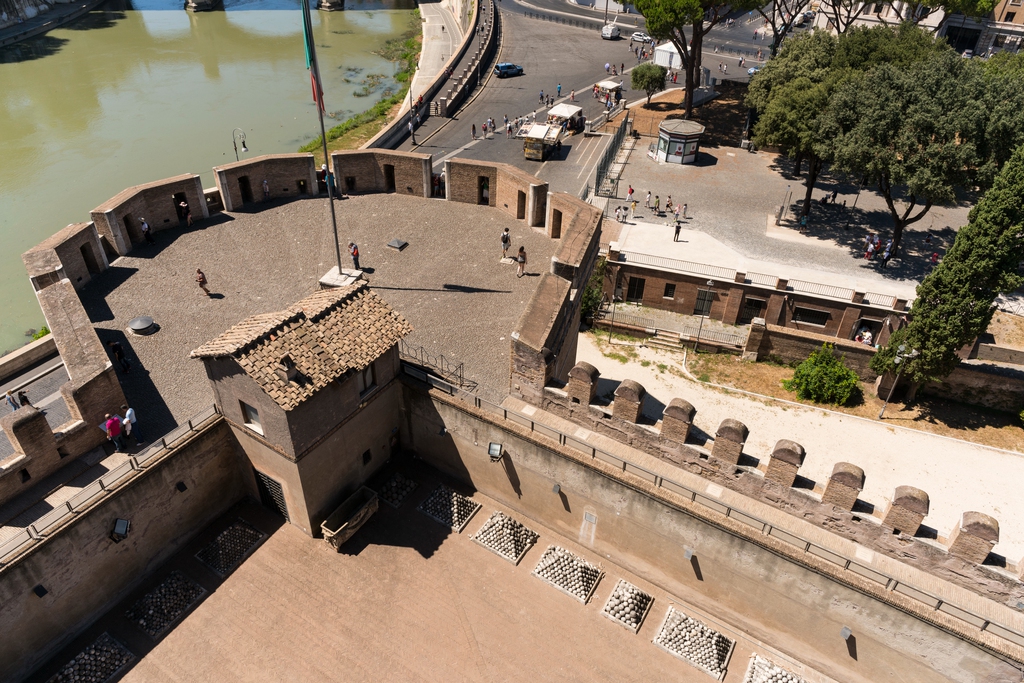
[79,194,556,435]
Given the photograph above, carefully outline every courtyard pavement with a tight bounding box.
[78,194,556,435]
[30,470,832,683]
[611,147,973,287]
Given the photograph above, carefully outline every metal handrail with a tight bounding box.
[0,405,222,566]
[787,279,855,301]
[400,360,1024,650]
[617,251,736,281]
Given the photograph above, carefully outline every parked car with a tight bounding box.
[602,24,621,40]
[747,66,761,75]
[631,31,652,43]
[493,62,524,78]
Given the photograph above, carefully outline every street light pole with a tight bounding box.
[693,279,714,351]
[878,344,918,419]
[231,128,248,162]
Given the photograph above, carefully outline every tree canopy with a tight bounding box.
[631,63,668,105]
[819,50,988,254]
[871,145,1024,382]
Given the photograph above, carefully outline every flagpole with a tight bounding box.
[302,0,343,275]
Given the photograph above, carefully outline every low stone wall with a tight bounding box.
[213,154,318,211]
[90,174,207,256]
[976,343,1024,367]
[0,418,245,683]
[0,335,57,384]
[744,320,878,378]
[921,362,1024,413]
[330,149,431,198]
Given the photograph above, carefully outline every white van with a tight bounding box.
[601,24,620,40]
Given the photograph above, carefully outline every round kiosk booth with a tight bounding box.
[655,119,705,164]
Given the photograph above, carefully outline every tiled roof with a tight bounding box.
[190,283,412,410]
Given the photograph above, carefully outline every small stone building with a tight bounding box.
[191,283,412,536]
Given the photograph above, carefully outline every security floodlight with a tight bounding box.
[684,547,694,561]
[552,484,561,494]
[488,442,503,462]
[841,626,852,641]
[110,518,131,543]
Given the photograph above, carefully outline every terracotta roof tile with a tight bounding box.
[190,283,411,410]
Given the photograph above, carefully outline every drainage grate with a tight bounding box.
[417,484,481,532]
[532,545,602,604]
[472,511,539,565]
[125,570,206,638]
[652,606,735,680]
[601,579,654,633]
[195,520,265,577]
[47,633,133,683]
[255,469,288,521]
[377,472,417,508]
[742,654,807,683]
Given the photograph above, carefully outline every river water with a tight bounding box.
[0,0,415,354]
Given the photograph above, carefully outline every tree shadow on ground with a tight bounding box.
[0,35,68,63]
[897,396,1022,435]
[690,80,749,149]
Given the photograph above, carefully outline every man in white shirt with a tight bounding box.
[121,404,142,444]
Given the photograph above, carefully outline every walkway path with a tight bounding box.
[575,331,1024,562]
[0,0,103,48]
[408,0,462,108]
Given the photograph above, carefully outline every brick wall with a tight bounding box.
[213,154,318,211]
[495,165,546,226]
[331,149,431,197]
[91,174,207,255]
[748,322,878,378]
[446,158,498,207]
[920,362,1024,413]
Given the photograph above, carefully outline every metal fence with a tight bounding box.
[787,279,855,302]
[398,360,1024,651]
[400,339,475,391]
[522,10,603,31]
[0,404,221,566]
[599,309,747,348]
[595,115,631,198]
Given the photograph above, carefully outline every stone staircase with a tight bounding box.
[643,330,684,352]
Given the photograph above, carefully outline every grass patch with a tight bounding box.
[640,360,651,367]
[300,10,420,157]
[656,363,668,373]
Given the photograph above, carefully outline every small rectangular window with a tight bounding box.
[362,449,372,465]
[793,307,830,326]
[663,283,676,299]
[357,362,377,395]
[240,401,263,435]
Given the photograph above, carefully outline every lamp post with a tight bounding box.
[693,279,714,351]
[878,344,918,419]
[232,128,248,162]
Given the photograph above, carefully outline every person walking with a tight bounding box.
[674,203,681,223]
[539,90,545,104]
[570,89,576,102]
[653,195,660,214]
[262,179,270,201]
[348,242,361,270]
[630,200,637,219]
[5,390,18,412]
[472,123,477,140]
[681,203,687,219]
[17,390,31,408]
[516,246,527,278]
[140,217,154,244]
[195,268,210,296]
[179,200,193,227]
[645,191,651,208]
[104,413,126,453]
[627,185,634,202]
[501,227,511,258]
[107,340,131,373]
[408,120,416,145]
[556,83,561,97]
[122,404,141,443]
[674,221,682,242]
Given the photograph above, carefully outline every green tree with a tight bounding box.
[631,63,668,106]
[581,257,607,321]
[634,0,732,118]
[747,25,947,218]
[819,50,987,256]
[979,52,1024,186]
[783,343,861,405]
[871,145,1024,382]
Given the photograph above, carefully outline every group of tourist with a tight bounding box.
[4,389,32,412]
[103,405,142,453]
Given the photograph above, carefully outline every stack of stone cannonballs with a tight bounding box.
[126,571,205,638]
[50,633,132,683]
[419,485,480,530]
[743,654,806,683]
[197,522,264,575]
[533,545,601,602]
[654,607,734,677]
[378,473,417,508]
[602,580,653,631]
[473,511,539,562]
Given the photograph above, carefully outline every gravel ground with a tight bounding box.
[576,332,1024,562]
[79,195,555,435]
